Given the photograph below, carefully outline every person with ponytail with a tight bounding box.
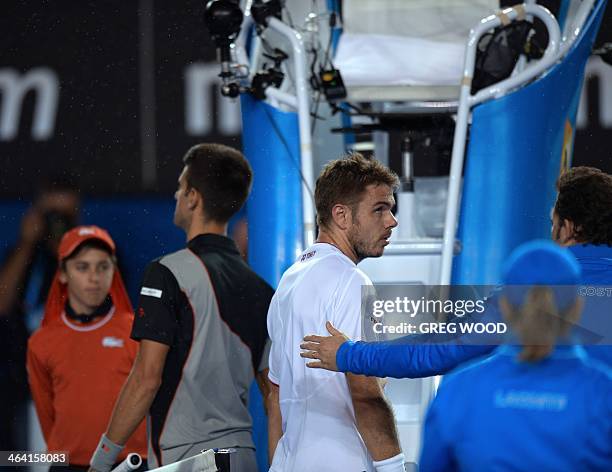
[419,241,612,471]
[26,226,147,471]
[499,286,581,363]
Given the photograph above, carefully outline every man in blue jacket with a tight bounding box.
[300,166,612,376]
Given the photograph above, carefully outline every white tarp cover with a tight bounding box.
[335,0,498,86]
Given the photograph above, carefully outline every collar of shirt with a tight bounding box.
[309,242,357,267]
[188,233,241,256]
[65,295,113,324]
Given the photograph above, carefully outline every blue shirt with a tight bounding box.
[571,244,612,366]
[336,244,612,376]
[419,345,612,471]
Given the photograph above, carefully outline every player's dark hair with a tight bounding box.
[182,143,253,223]
[554,166,612,245]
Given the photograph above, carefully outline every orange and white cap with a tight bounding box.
[57,225,116,261]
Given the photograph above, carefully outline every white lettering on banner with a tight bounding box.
[0,67,59,141]
[184,62,241,136]
[577,57,612,129]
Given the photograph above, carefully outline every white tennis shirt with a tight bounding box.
[268,243,375,472]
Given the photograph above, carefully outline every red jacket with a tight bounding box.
[27,306,148,466]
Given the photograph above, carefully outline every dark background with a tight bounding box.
[0,0,241,197]
[0,0,610,198]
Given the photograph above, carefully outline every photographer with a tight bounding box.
[0,176,79,459]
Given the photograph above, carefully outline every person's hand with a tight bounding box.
[38,191,80,216]
[300,321,351,371]
[19,207,46,245]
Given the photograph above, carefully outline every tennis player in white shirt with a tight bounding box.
[267,153,405,472]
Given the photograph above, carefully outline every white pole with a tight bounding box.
[268,17,316,247]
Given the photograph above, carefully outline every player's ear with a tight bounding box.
[564,218,577,237]
[559,218,578,245]
[331,204,351,230]
[187,187,201,211]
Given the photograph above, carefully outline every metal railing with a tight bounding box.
[440,3,563,285]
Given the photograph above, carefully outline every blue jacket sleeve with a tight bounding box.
[337,340,494,378]
[335,294,502,378]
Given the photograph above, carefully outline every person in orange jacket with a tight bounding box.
[27,226,147,471]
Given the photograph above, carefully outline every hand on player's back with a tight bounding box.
[300,321,350,372]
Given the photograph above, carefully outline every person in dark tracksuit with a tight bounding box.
[89,144,273,472]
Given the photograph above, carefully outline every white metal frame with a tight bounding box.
[560,0,597,55]
[440,3,563,285]
[440,0,601,285]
